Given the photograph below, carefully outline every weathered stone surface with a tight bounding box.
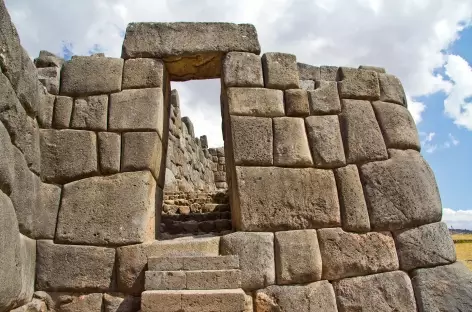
[359,65,386,73]
[226,87,284,117]
[255,281,338,312]
[340,99,388,163]
[36,240,115,291]
[37,67,60,95]
[0,122,15,195]
[52,96,73,129]
[56,171,156,246]
[122,132,162,180]
[318,228,398,280]
[48,293,103,312]
[186,270,241,290]
[273,117,313,167]
[181,117,194,137]
[334,165,370,232]
[220,232,275,290]
[233,166,340,231]
[299,79,315,90]
[262,53,299,90]
[38,86,55,128]
[297,63,320,80]
[117,236,219,294]
[182,289,247,312]
[284,89,310,116]
[394,222,456,271]
[141,291,181,312]
[103,293,140,312]
[60,56,123,96]
[411,262,472,312]
[360,149,442,231]
[320,66,338,80]
[40,129,97,183]
[223,52,263,87]
[333,271,417,312]
[275,230,322,285]
[9,298,47,312]
[305,115,345,168]
[378,73,407,106]
[34,50,64,68]
[148,255,239,271]
[145,271,186,290]
[12,48,40,115]
[229,116,273,166]
[71,95,108,131]
[308,80,341,114]
[122,58,164,89]
[109,88,165,137]
[372,101,420,150]
[338,67,380,100]
[98,132,121,174]
[34,182,61,239]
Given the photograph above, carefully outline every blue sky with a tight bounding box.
[5,0,472,229]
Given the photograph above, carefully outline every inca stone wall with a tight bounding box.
[1,2,471,312]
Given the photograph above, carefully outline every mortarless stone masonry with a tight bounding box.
[0,2,470,311]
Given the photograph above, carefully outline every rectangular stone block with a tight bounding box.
[53,96,73,129]
[229,116,273,166]
[34,182,61,239]
[255,281,338,312]
[394,222,456,271]
[338,67,380,100]
[284,89,310,116]
[60,56,123,96]
[47,293,104,312]
[372,101,420,150]
[109,88,165,137]
[56,171,156,246]
[333,271,417,312]
[40,129,98,184]
[36,240,115,291]
[222,52,264,87]
[299,79,315,90]
[378,73,407,106]
[122,131,162,180]
[334,165,370,232]
[183,255,239,270]
[275,230,322,285]
[181,289,246,312]
[360,149,442,231]
[145,271,186,290]
[273,117,313,167]
[226,87,284,117]
[122,58,164,89]
[220,232,275,291]
[320,65,338,80]
[71,95,108,131]
[233,166,340,231]
[262,52,299,90]
[340,99,388,163]
[305,115,345,168]
[318,228,399,280]
[38,87,55,128]
[141,291,181,312]
[98,132,121,174]
[37,67,60,95]
[148,257,184,271]
[186,269,241,289]
[308,81,341,114]
[297,63,320,80]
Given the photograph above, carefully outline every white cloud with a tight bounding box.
[442,208,472,230]
[419,131,460,153]
[407,95,426,124]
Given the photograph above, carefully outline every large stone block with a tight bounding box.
[117,236,220,294]
[284,89,310,117]
[56,171,156,246]
[333,271,417,312]
[0,122,15,195]
[226,87,284,117]
[297,63,320,80]
[378,73,407,106]
[98,132,121,174]
[359,65,386,73]
[223,52,263,87]
[320,66,338,80]
[34,50,64,68]
[40,129,98,184]
[52,96,73,129]
[262,52,299,90]
[229,116,273,166]
[411,262,472,312]
[308,81,341,114]
[318,228,398,280]
[220,232,274,291]
[71,95,108,131]
[36,240,115,291]
[305,115,345,168]
[340,99,388,163]
[372,101,420,150]
[34,182,61,239]
[360,149,442,231]
[122,58,164,89]
[145,271,186,290]
[186,270,241,290]
[275,230,322,285]
[109,88,165,137]
[394,222,456,271]
[122,132,162,180]
[299,79,315,90]
[233,166,340,231]
[254,281,338,312]
[38,86,55,128]
[37,67,60,95]
[334,165,370,232]
[48,293,103,312]
[338,67,380,100]
[60,56,123,96]
[273,117,313,167]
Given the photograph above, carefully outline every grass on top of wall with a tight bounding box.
[452,234,472,271]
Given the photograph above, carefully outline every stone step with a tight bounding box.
[145,269,241,290]
[141,289,246,312]
[148,255,239,271]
